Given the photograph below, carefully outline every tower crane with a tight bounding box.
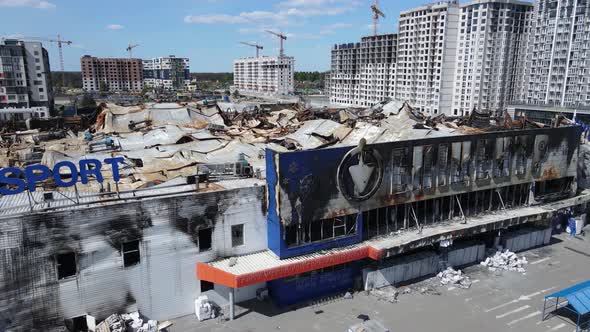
[126,43,140,58]
[1,34,73,88]
[265,30,287,57]
[371,0,386,36]
[240,42,263,58]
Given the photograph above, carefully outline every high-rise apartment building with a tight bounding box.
[81,56,143,92]
[329,34,397,107]
[452,0,533,116]
[394,1,461,115]
[143,56,191,91]
[0,39,53,119]
[233,56,294,96]
[526,0,590,107]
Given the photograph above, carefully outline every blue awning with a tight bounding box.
[546,280,590,316]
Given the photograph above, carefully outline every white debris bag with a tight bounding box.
[480,249,527,273]
[437,267,472,289]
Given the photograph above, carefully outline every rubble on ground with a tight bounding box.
[369,286,400,303]
[95,312,168,332]
[480,250,527,273]
[437,267,472,289]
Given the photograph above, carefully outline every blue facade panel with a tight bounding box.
[266,149,282,255]
[268,263,359,307]
[266,148,364,259]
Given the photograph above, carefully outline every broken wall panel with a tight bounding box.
[0,185,266,331]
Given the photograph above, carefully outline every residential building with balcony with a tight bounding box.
[0,39,53,119]
[452,0,533,116]
[329,34,398,107]
[393,1,461,115]
[233,56,294,97]
[81,56,144,92]
[525,0,590,107]
[143,56,190,91]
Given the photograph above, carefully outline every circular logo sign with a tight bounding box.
[336,139,384,202]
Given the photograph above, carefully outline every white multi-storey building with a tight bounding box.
[526,0,590,107]
[233,56,294,97]
[143,56,191,91]
[394,1,461,115]
[0,39,53,119]
[329,34,397,107]
[452,0,533,116]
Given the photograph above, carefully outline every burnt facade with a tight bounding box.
[0,185,266,331]
[266,126,580,258]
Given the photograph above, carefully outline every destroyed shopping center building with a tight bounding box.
[0,101,589,330]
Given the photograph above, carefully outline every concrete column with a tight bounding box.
[229,288,235,321]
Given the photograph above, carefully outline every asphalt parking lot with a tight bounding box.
[171,232,590,332]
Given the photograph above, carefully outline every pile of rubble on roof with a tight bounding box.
[480,250,528,273]
[437,267,472,289]
[0,98,575,193]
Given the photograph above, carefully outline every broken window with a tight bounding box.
[285,214,357,247]
[391,148,409,193]
[495,137,511,178]
[475,139,492,180]
[198,228,212,251]
[422,145,434,189]
[412,146,423,190]
[65,315,88,332]
[56,252,77,279]
[438,144,449,186]
[200,280,214,292]
[515,138,527,177]
[122,240,140,267]
[231,224,244,247]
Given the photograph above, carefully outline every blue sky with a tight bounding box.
[1,0,427,72]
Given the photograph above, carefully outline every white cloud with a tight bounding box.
[185,0,359,25]
[278,0,335,6]
[0,0,56,9]
[1,33,26,39]
[184,14,248,24]
[319,22,352,35]
[106,24,124,30]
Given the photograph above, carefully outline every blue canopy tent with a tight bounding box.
[542,280,590,332]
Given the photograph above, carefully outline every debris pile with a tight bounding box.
[437,267,472,289]
[369,286,400,303]
[96,312,165,332]
[480,250,527,273]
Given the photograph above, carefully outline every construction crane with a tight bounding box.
[240,42,263,58]
[2,34,73,88]
[126,43,139,58]
[265,30,287,57]
[371,0,386,36]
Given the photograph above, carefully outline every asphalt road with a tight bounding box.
[172,232,590,332]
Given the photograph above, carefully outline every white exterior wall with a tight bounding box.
[22,42,50,105]
[452,0,533,116]
[394,1,461,115]
[233,56,295,96]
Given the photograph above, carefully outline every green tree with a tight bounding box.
[232,90,240,98]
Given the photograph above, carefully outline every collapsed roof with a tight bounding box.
[0,100,569,193]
